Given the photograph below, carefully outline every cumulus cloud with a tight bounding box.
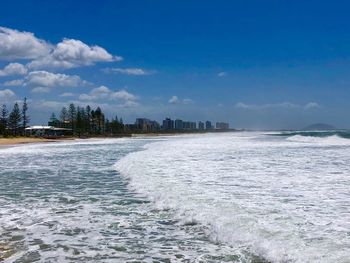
[103,67,154,75]
[169,95,194,104]
[0,26,120,69]
[0,89,15,102]
[31,87,50,93]
[304,102,320,109]
[235,102,320,110]
[168,95,179,104]
[28,38,122,69]
[0,63,28,77]
[79,86,138,105]
[25,71,86,88]
[0,27,51,60]
[3,79,24,86]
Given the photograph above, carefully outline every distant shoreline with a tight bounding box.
[0,130,239,148]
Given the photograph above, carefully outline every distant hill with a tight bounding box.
[303,123,336,130]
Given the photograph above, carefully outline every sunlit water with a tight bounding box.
[0,132,349,262]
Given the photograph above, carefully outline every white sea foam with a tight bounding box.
[286,134,350,145]
[1,137,241,262]
[115,132,350,262]
[1,134,350,262]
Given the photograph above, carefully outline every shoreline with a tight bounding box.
[0,130,238,148]
[0,137,76,148]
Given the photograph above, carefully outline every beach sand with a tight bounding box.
[0,137,71,147]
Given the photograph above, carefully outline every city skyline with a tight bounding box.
[1,1,350,129]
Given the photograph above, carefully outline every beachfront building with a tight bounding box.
[25,126,72,137]
[216,122,229,130]
[198,121,205,130]
[174,119,183,130]
[162,118,174,130]
[183,121,196,130]
[205,121,213,130]
[135,118,160,132]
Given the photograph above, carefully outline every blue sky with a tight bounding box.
[1,0,350,129]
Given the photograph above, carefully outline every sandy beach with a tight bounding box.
[0,137,71,148]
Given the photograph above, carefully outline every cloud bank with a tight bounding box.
[235,102,320,110]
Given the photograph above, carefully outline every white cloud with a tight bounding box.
[3,79,24,86]
[79,86,138,104]
[169,95,194,104]
[169,95,179,104]
[235,102,320,110]
[0,27,51,60]
[103,67,154,75]
[28,38,122,69]
[60,92,75,97]
[0,26,120,70]
[0,89,15,102]
[217,71,227,77]
[304,102,320,109]
[79,86,110,101]
[110,89,138,101]
[31,87,51,93]
[0,63,28,77]
[25,71,86,88]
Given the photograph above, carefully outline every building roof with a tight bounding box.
[25,126,52,130]
[25,126,72,131]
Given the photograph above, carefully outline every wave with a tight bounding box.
[268,130,350,145]
[114,133,350,262]
[274,130,350,139]
[286,134,350,145]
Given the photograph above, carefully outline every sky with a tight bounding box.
[1,0,350,129]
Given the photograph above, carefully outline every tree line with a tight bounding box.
[50,103,125,136]
[0,98,29,137]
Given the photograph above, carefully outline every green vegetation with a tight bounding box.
[0,99,28,137]
[49,103,125,137]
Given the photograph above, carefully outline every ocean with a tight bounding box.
[0,132,349,262]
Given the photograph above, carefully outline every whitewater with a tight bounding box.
[0,132,349,262]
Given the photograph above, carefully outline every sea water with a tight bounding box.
[0,132,349,262]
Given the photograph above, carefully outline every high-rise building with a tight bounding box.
[205,121,212,130]
[216,122,229,130]
[135,118,160,132]
[198,121,204,130]
[183,121,196,130]
[162,118,174,130]
[190,122,196,130]
[174,119,183,130]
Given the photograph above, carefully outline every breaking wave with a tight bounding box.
[115,132,350,262]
